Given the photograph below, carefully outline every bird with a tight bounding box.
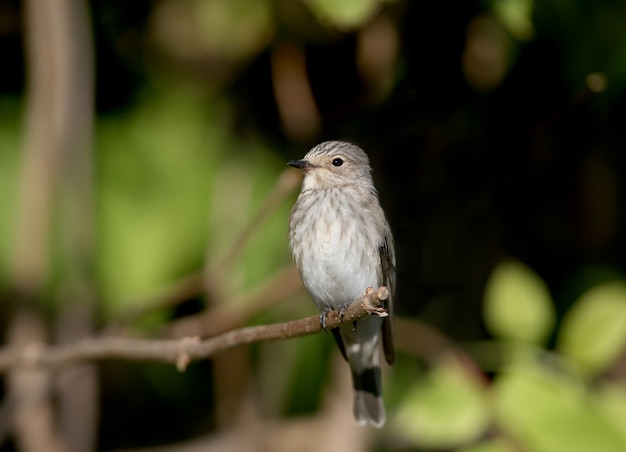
[288,140,395,427]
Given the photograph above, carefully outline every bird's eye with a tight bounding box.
[332,158,344,167]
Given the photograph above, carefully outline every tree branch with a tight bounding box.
[0,287,389,373]
[163,265,303,339]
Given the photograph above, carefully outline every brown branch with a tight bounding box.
[9,0,96,450]
[163,265,302,339]
[0,287,389,373]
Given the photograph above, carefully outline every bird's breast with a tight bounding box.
[289,189,380,310]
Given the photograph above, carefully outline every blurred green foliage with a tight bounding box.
[96,86,219,310]
[392,262,626,451]
[1,0,626,450]
[493,359,625,452]
[306,0,383,29]
[95,84,293,316]
[557,281,626,375]
[395,356,489,449]
[484,260,555,344]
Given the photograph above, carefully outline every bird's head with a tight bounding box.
[288,141,374,190]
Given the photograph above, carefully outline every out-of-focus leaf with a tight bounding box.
[494,359,626,452]
[305,0,381,29]
[483,260,555,344]
[490,0,534,40]
[195,0,274,60]
[458,438,515,452]
[463,15,516,91]
[596,381,626,445]
[96,88,219,314]
[96,86,292,317]
[206,150,294,296]
[394,355,489,449]
[152,0,274,62]
[556,281,626,375]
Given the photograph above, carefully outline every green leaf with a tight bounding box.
[195,0,274,60]
[305,0,381,29]
[490,0,535,41]
[483,260,555,344]
[596,381,626,445]
[96,88,219,313]
[96,86,292,317]
[494,360,626,452]
[458,438,515,452]
[393,355,489,449]
[557,281,626,375]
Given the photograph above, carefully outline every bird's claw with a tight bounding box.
[319,303,351,331]
[338,302,351,322]
[319,310,329,332]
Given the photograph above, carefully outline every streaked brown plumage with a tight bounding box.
[288,141,395,427]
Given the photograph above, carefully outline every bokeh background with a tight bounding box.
[1,0,626,451]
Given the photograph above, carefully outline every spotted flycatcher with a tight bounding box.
[288,141,395,427]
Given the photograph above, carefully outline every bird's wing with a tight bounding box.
[379,230,396,365]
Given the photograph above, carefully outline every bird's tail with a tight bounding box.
[349,342,385,428]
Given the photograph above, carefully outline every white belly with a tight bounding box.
[291,192,380,311]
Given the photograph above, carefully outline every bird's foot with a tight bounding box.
[319,309,330,332]
[319,302,352,331]
[338,302,351,322]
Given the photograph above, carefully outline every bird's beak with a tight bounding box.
[288,159,317,171]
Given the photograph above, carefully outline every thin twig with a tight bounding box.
[164,265,302,338]
[0,287,389,372]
